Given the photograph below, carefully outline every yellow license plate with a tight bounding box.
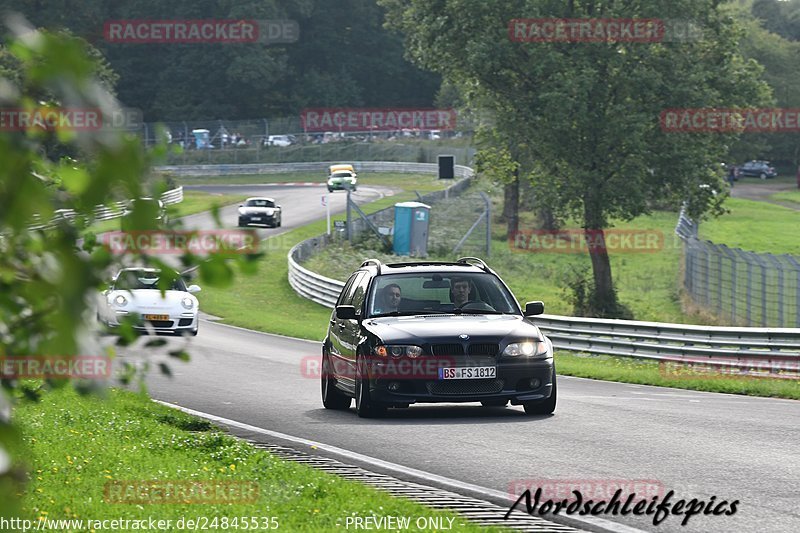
[144,314,170,321]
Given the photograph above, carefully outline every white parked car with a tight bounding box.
[263,135,294,147]
[99,268,201,336]
[238,197,282,227]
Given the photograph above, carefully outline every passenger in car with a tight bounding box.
[376,284,402,313]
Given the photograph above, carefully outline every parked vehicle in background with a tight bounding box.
[263,135,294,147]
[738,160,777,179]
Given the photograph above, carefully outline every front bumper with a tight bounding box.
[105,310,198,335]
[327,180,356,190]
[239,214,276,225]
[365,359,554,405]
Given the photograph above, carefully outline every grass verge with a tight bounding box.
[555,353,800,400]
[176,172,448,192]
[699,197,800,255]
[770,189,800,207]
[14,386,504,531]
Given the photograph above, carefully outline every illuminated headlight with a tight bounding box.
[374,345,423,358]
[113,294,127,307]
[503,341,547,357]
[181,297,195,310]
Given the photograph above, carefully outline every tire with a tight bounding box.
[191,326,198,336]
[277,216,282,227]
[522,370,557,415]
[321,352,351,410]
[355,357,386,418]
[481,399,508,407]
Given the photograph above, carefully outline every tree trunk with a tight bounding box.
[504,173,520,236]
[583,193,618,316]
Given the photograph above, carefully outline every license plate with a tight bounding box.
[144,314,169,321]
[251,217,261,221]
[438,366,496,380]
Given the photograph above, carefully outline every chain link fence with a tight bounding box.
[138,117,476,166]
[677,209,800,327]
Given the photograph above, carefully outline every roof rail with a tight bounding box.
[456,257,489,271]
[360,258,382,274]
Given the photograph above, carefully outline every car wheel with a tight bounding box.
[277,216,282,227]
[760,173,767,180]
[327,187,333,193]
[522,370,557,415]
[481,399,508,407]
[355,357,386,418]
[191,326,198,336]
[321,352,351,410]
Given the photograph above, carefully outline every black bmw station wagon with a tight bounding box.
[321,257,557,418]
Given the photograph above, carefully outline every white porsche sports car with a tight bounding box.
[99,268,201,336]
[237,197,282,227]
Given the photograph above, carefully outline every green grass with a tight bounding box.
[13,386,505,532]
[699,197,800,255]
[770,189,800,207]
[555,353,800,400]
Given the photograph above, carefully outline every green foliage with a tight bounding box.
[381,0,771,315]
[0,25,258,518]
[0,0,440,120]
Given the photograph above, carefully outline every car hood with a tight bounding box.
[361,314,544,345]
[107,289,197,310]
[239,207,276,215]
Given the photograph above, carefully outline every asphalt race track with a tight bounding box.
[111,184,800,533]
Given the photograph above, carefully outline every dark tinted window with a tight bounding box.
[246,199,275,207]
[336,272,365,306]
[114,271,186,291]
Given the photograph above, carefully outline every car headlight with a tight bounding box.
[374,345,423,358]
[503,340,548,357]
[113,294,127,307]
[181,297,195,310]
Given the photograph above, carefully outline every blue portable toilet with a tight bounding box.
[393,201,431,257]
[192,128,210,149]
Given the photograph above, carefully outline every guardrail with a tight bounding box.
[29,187,184,230]
[155,161,474,178]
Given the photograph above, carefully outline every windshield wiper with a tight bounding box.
[370,310,441,318]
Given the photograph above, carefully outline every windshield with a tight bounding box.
[367,273,519,317]
[332,172,354,179]
[246,199,275,207]
[113,271,187,291]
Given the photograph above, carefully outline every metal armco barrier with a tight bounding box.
[29,187,183,230]
[155,161,474,178]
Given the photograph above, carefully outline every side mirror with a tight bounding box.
[524,301,544,316]
[336,305,357,320]
[187,285,202,293]
[239,204,243,207]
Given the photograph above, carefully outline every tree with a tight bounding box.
[381,0,771,317]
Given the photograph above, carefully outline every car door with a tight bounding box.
[337,272,371,390]
[329,272,364,384]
